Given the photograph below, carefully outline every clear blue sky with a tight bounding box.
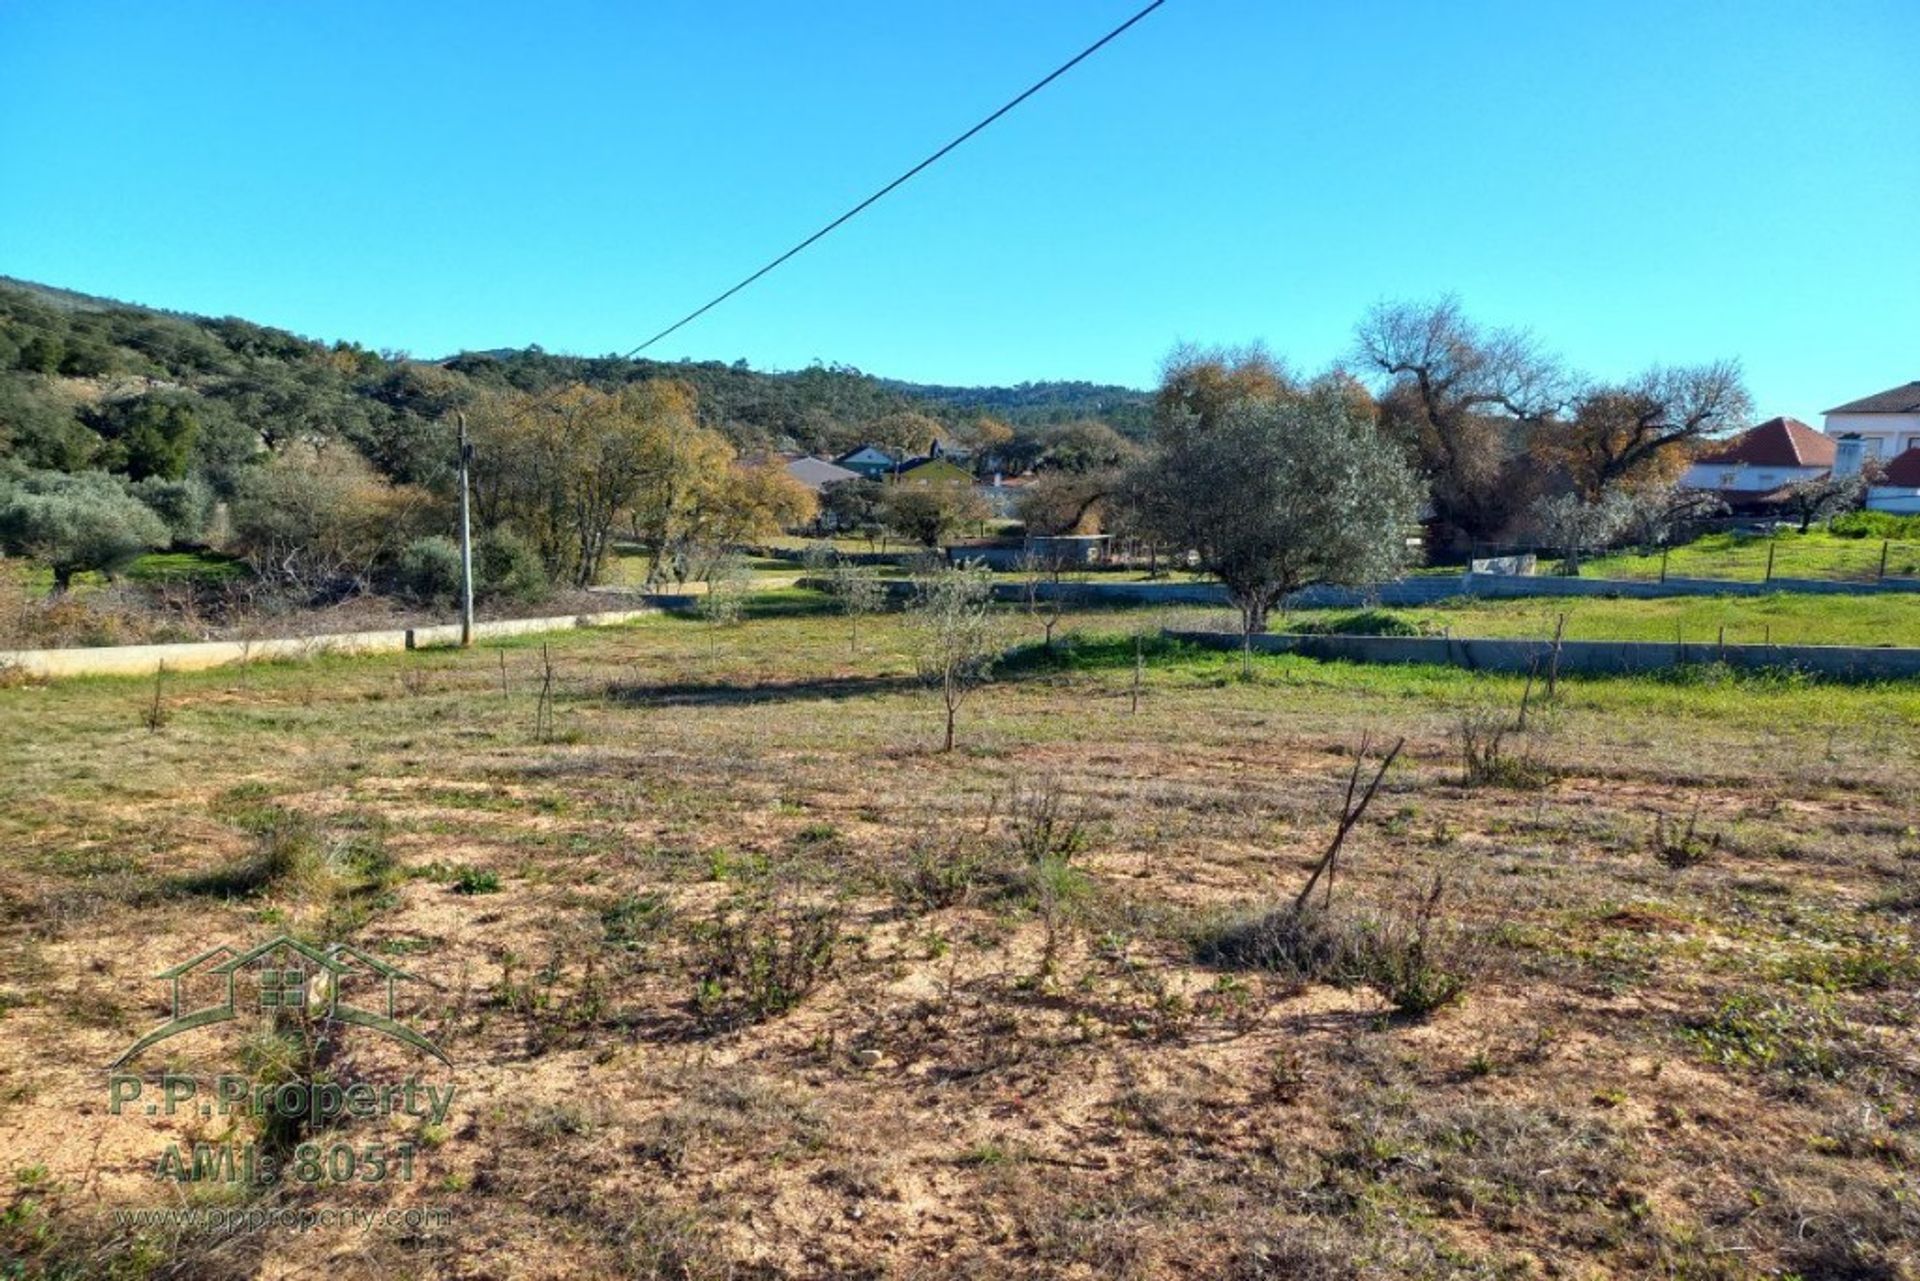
[3,1,1913,419]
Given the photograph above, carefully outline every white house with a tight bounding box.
[1824,381,1920,476]
[1867,448,1920,514]
[1683,416,1834,499]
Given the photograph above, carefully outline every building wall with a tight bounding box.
[1824,411,1920,461]
[1868,486,1920,514]
[1681,461,1825,492]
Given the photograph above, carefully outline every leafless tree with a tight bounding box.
[1353,296,1571,540]
[1559,362,1752,498]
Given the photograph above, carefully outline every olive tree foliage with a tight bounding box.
[1126,384,1422,638]
[1352,297,1569,541]
[908,562,1001,753]
[1617,484,1727,549]
[0,469,169,592]
[1778,471,1867,534]
[1526,491,1633,571]
[829,559,887,652]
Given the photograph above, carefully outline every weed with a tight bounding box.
[1684,991,1858,1081]
[452,865,501,895]
[600,893,671,952]
[141,663,170,733]
[174,807,327,899]
[689,894,845,1031]
[1651,806,1719,869]
[1454,704,1552,789]
[1198,877,1473,1017]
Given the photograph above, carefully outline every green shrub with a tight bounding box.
[452,865,501,895]
[477,528,549,602]
[396,535,462,605]
[1829,510,1920,540]
[1288,609,1433,637]
[1684,991,1856,1080]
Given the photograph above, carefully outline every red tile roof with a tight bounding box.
[1882,447,1920,488]
[1696,416,1835,468]
[1825,381,1920,415]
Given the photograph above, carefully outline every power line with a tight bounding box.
[623,0,1167,358]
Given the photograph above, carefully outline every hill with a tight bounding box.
[0,276,1150,493]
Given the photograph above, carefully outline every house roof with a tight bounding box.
[1882,447,1920,488]
[1696,417,1835,467]
[895,456,972,480]
[834,445,896,464]
[784,456,861,491]
[1825,381,1920,415]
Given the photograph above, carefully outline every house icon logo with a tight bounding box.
[113,935,449,1067]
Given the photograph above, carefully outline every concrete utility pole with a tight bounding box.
[457,412,475,647]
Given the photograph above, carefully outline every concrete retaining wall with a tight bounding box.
[0,607,667,680]
[1165,629,1920,682]
[1015,572,1920,610]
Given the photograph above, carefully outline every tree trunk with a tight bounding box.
[943,701,956,753]
[50,565,73,595]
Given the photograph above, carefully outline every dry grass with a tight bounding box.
[0,596,1916,1278]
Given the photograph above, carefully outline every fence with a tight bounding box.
[1165,629,1920,683]
[1457,531,1920,587]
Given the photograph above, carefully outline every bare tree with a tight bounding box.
[908,563,1000,753]
[1556,363,1753,499]
[1017,549,1066,651]
[1353,296,1570,541]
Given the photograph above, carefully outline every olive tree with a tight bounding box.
[1126,385,1421,642]
[829,559,887,653]
[1527,491,1632,572]
[0,469,169,593]
[908,562,999,753]
[1778,471,1866,534]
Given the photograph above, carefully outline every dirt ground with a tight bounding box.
[1,600,1916,1279]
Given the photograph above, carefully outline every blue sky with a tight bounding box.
[2,1,1914,419]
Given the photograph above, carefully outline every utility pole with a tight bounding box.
[457,412,474,647]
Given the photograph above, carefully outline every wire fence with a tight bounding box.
[1456,533,1920,586]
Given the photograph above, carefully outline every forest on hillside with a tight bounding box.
[0,276,1150,496]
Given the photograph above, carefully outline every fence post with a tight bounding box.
[1764,539,1776,584]
[1881,540,1891,583]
